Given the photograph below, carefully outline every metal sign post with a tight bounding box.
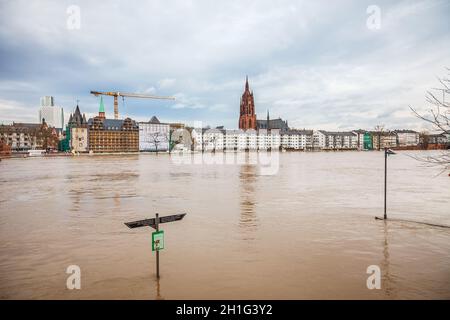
[125,213,186,278]
[156,213,160,278]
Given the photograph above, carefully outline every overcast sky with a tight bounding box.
[0,0,449,130]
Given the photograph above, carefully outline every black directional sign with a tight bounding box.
[125,213,186,229]
[125,212,187,279]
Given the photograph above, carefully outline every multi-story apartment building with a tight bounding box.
[393,129,419,147]
[427,133,449,145]
[281,130,313,150]
[422,132,450,149]
[371,131,397,150]
[257,129,281,150]
[0,123,38,151]
[87,97,139,153]
[193,128,283,151]
[224,129,239,151]
[352,129,366,150]
[0,120,59,152]
[313,130,358,150]
[352,130,375,150]
[204,128,225,151]
[139,116,170,152]
[245,130,258,150]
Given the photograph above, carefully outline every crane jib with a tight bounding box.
[89,90,175,119]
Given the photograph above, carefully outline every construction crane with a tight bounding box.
[90,91,175,119]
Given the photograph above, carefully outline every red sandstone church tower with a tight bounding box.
[239,76,257,130]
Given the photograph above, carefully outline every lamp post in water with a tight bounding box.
[384,147,396,220]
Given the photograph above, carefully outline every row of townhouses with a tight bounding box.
[1,94,449,154]
[0,120,60,152]
[2,114,448,153]
[189,127,448,152]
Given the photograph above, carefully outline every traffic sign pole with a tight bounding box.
[156,213,160,279]
[384,148,387,220]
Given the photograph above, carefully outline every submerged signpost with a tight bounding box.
[125,213,186,278]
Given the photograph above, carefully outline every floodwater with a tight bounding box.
[0,151,449,299]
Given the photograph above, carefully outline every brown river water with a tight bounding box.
[0,151,449,299]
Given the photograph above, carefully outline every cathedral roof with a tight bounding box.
[87,118,138,130]
[149,116,160,124]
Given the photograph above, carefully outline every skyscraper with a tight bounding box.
[38,96,64,129]
[40,96,54,107]
[238,76,257,130]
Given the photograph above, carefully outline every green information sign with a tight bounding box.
[152,230,164,251]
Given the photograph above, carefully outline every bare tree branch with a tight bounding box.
[411,68,450,173]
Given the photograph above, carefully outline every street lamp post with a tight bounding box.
[384,147,396,220]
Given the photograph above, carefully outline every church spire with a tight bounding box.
[267,109,270,130]
[99,96,105,119]
[239,75,257,130]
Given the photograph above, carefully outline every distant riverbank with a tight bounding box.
[3,146,447,160]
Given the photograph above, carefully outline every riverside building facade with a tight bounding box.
[87,97,139,153]
[281,130,314,150]
[0,120,59,151]
[313,130,358,150]
[393,129,419,147]
[139,116,170,152]
[69,105,89,153]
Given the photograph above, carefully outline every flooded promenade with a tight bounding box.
[0,151,449,299]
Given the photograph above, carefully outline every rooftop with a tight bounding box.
[318,130,356,136]
[88,117,138,130]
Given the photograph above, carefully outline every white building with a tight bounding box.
[371,131,397,149]
[281,130,314,150]
[225,129,241,150]
[204,128,225,151]
[139,116,170,152]
[313,130,358,150]
[352,130,367,150]
[313,130,326,149]
[427,133,449,145]
[38,96,64,129]
[246,130,258,150]
[40,96,54,107]
[191,128,203,151]
[192,128,225,151]
[192,128,284,151]
[256,129,281,150]
[394,130,419,146]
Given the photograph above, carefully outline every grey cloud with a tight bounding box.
[0,0,449,131]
